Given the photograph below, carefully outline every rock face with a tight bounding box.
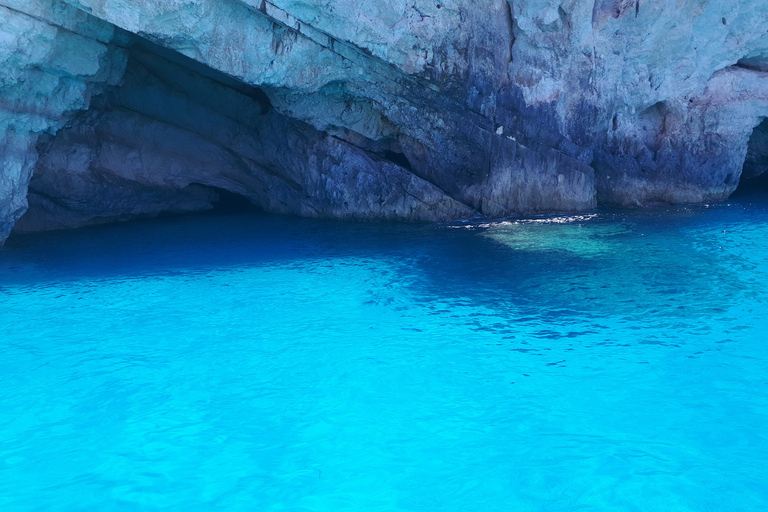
[15,39,473,233]
[1,0,768,242]
[0,0,125,240]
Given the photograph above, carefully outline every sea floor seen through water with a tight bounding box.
[1,198,767,511]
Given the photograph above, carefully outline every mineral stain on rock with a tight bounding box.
[1,0,768,242]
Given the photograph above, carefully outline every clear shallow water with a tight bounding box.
[1,200,767,511]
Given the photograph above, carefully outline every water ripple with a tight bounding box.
[1,203,767,510]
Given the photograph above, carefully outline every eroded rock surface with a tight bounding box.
[0,0,125,240]
[16,39,473,232]
[1,0,768,242]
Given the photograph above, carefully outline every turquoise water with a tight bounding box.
[1,200,767,511]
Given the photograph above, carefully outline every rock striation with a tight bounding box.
[1,0,768,242]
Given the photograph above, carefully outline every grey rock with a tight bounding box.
[14,41,474,233]
[0,0,125,240]
[1,0,768,242]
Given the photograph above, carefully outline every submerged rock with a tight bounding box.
[1,0,768,241]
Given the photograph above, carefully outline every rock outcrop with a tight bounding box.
[0,0,125,240]
[15,39,474,233]
[1,0,768,242]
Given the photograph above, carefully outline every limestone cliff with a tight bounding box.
[1,0,767,242]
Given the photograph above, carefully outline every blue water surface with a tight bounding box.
[1,199,767,511]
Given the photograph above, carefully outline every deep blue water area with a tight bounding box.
[1,199,767,511]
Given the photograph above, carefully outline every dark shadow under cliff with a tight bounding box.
[733,118,768,197]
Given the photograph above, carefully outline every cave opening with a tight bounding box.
[733,170,768,197]
[383,150,414,172]
[207,187,263,214]
[733,118,768,197]
[13,30,277,235]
